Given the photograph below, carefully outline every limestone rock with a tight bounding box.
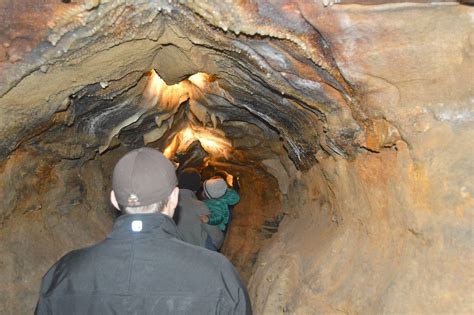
[0,1,472,314]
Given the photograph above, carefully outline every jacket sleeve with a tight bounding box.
[35,262,58,315]
[220,259,253,315]
[234,285,252,315]
[35,294,51,315]
[225,189,240,206]
[207,203,225,226]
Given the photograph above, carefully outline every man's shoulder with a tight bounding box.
[52,241,105,271]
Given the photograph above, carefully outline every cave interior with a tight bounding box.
[0,0,473,314]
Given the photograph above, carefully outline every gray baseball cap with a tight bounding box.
[112,147,177,207]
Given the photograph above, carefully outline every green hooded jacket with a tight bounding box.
[204,189,240,231]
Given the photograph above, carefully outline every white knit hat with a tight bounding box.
[203,178,227,199]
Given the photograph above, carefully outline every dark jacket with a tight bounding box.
[35,213,252,314]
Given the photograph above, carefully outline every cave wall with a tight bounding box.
[248,2,474,313]
[250,145,473,313]
[0,148,114,314]
[0,1,472,314]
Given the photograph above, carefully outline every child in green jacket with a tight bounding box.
[200,177,240,231]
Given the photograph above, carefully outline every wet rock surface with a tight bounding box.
[0,0,473,314]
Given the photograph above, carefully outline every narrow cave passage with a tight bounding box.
[99,125,288,284]
[0,1,473,314]
[177,155,285,283]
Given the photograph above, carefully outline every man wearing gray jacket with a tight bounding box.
[175,168,224,250]
[35,148,251,314]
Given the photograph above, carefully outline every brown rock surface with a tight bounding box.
[250,143,473,313]
[221,168,284,283]
[248,3,473,313]
[0,148,114,314]
[0,1,472,314]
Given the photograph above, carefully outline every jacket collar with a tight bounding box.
[107,213,182,240]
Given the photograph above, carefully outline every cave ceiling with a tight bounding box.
[0,0,471,169]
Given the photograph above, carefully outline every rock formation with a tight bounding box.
[0,0,472,313]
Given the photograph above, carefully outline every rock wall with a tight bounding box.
[0,1,472,314]
[221,167,284,283]
[248,2,474,313]
[250,143,473,313]
[0,148,114,314]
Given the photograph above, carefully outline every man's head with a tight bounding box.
[110,147,179,217]
[178,168,201,192]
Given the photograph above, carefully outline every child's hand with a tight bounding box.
[199,215,209,223]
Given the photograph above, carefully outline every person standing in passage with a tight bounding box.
[175,168,224,251]
[35,147,251,315]
[200,177,240,232]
